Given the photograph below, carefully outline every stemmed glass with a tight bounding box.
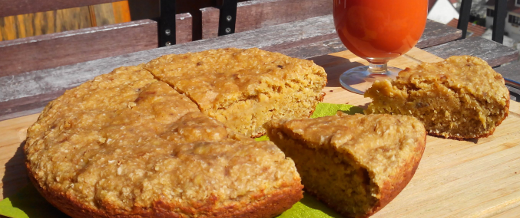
[333,0,428,94]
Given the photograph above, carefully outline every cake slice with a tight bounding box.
[265,113,426,218]
[144,47,327,137]
[364,56,509,139]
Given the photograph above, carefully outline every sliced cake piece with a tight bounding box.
[144,47,327,137]
[265,113,426,218]
[364,56,509,139]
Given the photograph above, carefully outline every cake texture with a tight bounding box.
[265,113,426,218]
[364,56,509,139]
[24,48,315,217]
[144,47,327,137]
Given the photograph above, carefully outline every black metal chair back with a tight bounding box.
[158,0,238,47]
[457,0,507,43]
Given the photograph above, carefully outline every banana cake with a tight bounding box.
[364,56,509,139]
[144,48,327,137]
[25,52,308,217]
[265,113,426,218]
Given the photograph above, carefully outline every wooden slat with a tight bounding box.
[201,0,331,39]
[272,19,462,59]
[0,0,123,18]
[424,36,519,67]
[175,13,193,44]
[494,61,520,82]
[0,12,192,77]
[416,20,462,48]
[0,19,158,77]
[0,113,39,198]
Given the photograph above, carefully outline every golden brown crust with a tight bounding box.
[366,130,426,217]
[27,162,303,218]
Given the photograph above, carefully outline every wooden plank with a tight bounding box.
[1,49,520,217]
[0,19,158,77]
[0,113,39,198]
[175,13,193,44]
[201,0,331,39]
[494,205,520,217]
[416,20,462,48]
[494,61,520,82]
[265,19,462,60]
[493,61,520,102]
[424,36,519,67]
[0,0,123,18]
[0,90,68,121]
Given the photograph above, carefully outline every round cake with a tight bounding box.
[24,48,328,217]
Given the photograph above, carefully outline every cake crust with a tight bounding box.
[27,166,303,218]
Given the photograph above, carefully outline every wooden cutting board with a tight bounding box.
[1,47,519,217]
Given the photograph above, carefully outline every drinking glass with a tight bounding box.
[333,0,428,94]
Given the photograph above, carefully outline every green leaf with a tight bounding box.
[254,135,269,141]
[277,193,343,218]
[0,198,29,218]
[311,102,363,118]
[0,185,68,218]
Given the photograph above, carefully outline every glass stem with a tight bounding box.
[368,62,388,75]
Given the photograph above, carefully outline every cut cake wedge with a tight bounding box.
[265,113,426,218]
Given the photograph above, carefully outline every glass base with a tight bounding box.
[339,66,401,94]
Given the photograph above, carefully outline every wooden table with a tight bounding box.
[1,15,520,217]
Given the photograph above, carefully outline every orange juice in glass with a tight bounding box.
[333,0,428,94]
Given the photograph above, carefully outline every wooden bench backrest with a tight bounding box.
[0,0,193,76]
